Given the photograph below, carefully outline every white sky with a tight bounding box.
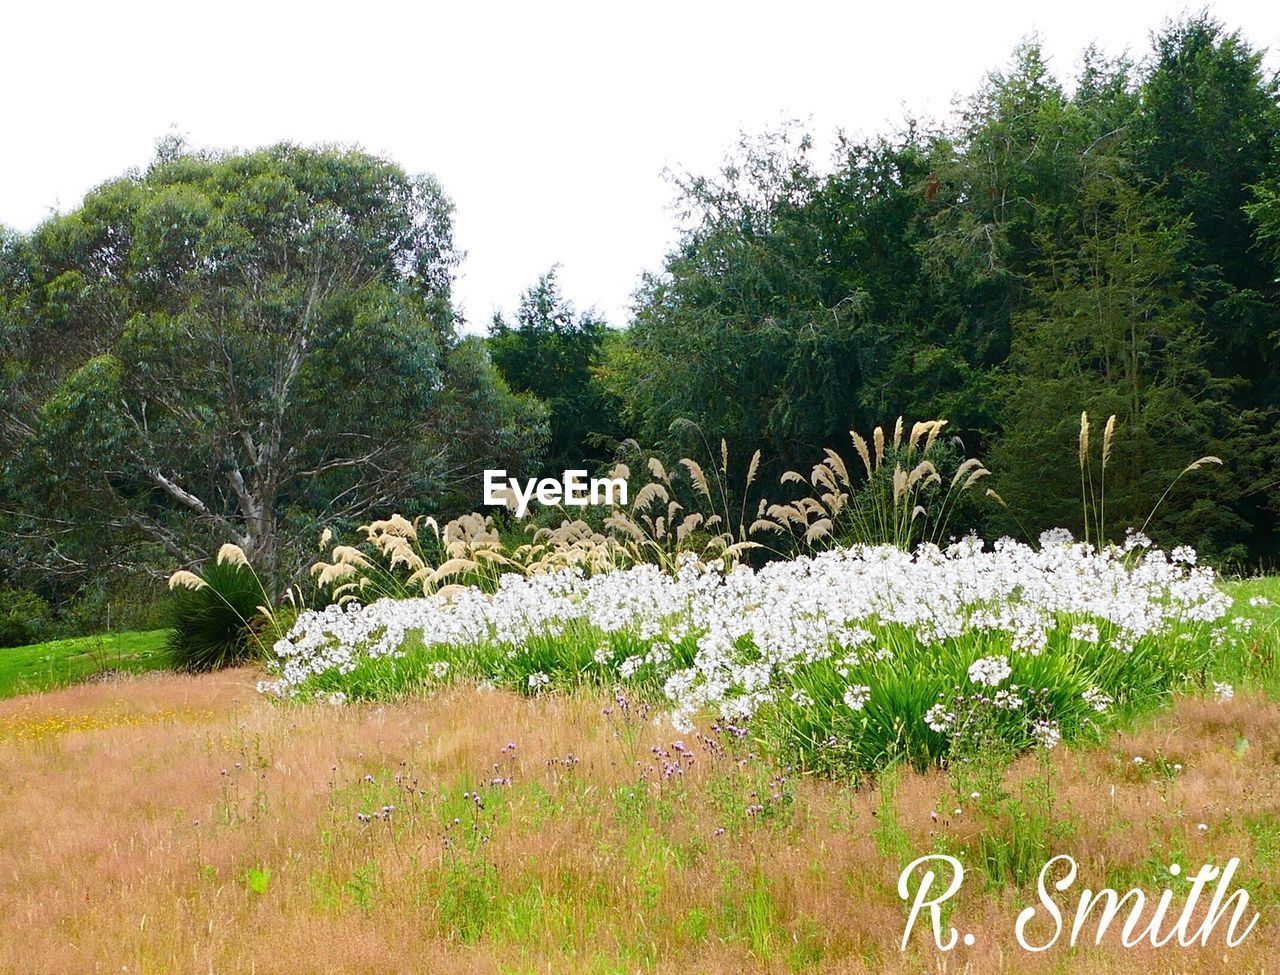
[2,1,1278,329]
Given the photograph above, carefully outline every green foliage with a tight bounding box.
[750,609,1218,777]
[423,337,550,515]
[0,141,545,596]
[168,554,273,672]
[613,128,870,471]
[0,588,53,647]
[241,865,271,896]
[989,172,1243,554]
[488,268,621,473]
[47,575,170,638]
[612,17,1280,566]
[5,10,1280,621]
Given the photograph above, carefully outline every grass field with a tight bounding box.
[0,628,172,699]
[1,671,1280,973]
[0,577,1275,972]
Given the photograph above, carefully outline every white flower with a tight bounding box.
[670,710,694,734]
[255,533,1231,748]
[993,687,1024,710]
[968,656,1012,687]
[1123,531,1153,553]
[1039,528,1074,548]
[1133,755,1146,765]
[924,703,955,734]
[1082,687,1113,712]
[430,660,450,679]
[1031,719,1060,750]
[842,685,871,712]
[1070,622,1101,644]
[1213,682,1234,702]
[1248,595,1272,608]
[324,691,347,706]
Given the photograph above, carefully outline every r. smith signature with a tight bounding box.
[899,854,1258,952]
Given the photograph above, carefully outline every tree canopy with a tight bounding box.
[0,143,544,589]
[487,268,620,475]
[613,16,1279,564]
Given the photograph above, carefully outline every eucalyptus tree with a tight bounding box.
[0,142,543,586]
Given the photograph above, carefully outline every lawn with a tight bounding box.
[0,628,173,699]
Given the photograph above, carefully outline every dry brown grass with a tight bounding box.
[1,674,1279,973]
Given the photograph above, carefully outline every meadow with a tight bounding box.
[4,419,1279,972]
[2,13,1279,972]
[1,639,1279,974]
[0,628,170,698]
[2,538,1277,973]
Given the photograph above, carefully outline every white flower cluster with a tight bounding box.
[1031,718,1062,750]
[967,655,1012,687]
[1070,622,1101,644]
[842,685,871,711]
[258,535,1231,733]
[924,702,956,733]
[1082,687,1114,712]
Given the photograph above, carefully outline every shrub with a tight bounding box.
[0,588,53,647]
[167,545,273,671]
[53,575,169,638]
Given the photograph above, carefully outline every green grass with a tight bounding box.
[1218,576,1280,692]
[0,629,173,699]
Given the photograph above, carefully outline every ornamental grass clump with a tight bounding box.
[755,417,991,551]
[167,544,276,672]
[602,440,766,572]
[1075,410,1222,549]
[310,512,516,604]
[311,512,635,610]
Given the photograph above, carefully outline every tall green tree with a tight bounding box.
[487,268,618,473]
[990,170,1241,553]
[617,129,920,471]
[0,143,544,587]
[1134,15,1280,559]
[916,43,1142,439]
[1136,15,1280,378]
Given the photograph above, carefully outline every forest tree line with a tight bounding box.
[2,14,1279,637]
